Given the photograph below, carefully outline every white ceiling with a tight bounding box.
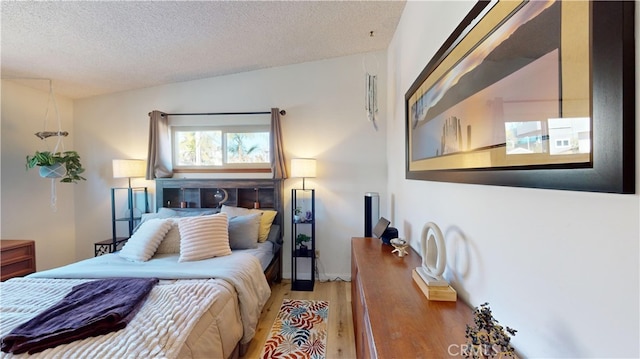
[1,1,406,99]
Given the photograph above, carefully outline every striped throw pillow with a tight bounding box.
[178,213,231,262]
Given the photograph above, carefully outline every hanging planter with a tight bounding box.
[26,150,86,183]
[38,163,65,179]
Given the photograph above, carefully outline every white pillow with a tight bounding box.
[179,213,231,262]
[155,218,181,254]
[221,205,277,242]
[119,218,172,262]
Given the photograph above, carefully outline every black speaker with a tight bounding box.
[364,192,379,237]
[381,227,398,245]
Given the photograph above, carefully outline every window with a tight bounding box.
[172,125,270,171]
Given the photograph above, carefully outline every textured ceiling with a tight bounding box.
[1,1,406,99]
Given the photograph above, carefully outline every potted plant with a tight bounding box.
[464,302,518,358]
[295,233,311,255]
[26,150,86,183]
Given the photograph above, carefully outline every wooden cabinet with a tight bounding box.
[1,240,36,281]
[351,237,473,359]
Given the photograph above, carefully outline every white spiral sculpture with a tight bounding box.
[416,222,448,287]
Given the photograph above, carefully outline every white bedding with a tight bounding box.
[243,241,276,270]
[0,278,237,359]
[28,251,271,345]
[1,251,271,358]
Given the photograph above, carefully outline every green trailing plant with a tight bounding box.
[295,233,311,248]
[294,207,302,215]
[464,302,518,358]
[26,150,86,183]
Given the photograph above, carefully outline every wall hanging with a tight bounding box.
[25,80,86,209]
[364,36,379,131]
[405,1,635,193]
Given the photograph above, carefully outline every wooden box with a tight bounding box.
[412,269,457,301]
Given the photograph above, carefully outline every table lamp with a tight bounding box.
[291,158,316,190]
[112,159,146,188]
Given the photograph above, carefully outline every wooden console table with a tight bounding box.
[1,239,36,281]
[351,237,473,358]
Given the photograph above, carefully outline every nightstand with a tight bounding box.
[94,237,128,256]
[291,188,315,291]
[1,239,36,281]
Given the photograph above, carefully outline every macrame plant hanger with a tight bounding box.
[36,80,69,210]
[364,31,379,131]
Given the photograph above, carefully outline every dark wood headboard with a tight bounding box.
[155,178,285,286]
[155,178,284,228]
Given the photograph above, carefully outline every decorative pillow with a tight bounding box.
[119,218,172,262]
[256,210,277,242]
[155,218,181,254]
[178,213,231,262]
[228,213,261,249]
[221,205,277,242]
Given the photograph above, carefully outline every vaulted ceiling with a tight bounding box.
[1,1,406,99]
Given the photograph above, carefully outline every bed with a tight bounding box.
[0,179,284,359]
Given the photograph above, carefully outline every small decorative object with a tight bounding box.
[293,207,302,223]
[416,222,448,286]
[213,188,228,208]
[390,238,409,257]
[305,210,313,222]
[363,49,379,131]
[26,150,86,183]
[296,233,311,255]
[465,302,518,358]
[253,188,260,208]
[365,72,378,131]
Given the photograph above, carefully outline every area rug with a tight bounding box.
[260,299,329,359]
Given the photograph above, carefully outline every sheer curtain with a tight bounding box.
[146,110,173,179]
[270,108,288,179]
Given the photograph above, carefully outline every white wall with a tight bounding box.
[1,80,77,270]
[387,1,640,358]
[72,52,388,279]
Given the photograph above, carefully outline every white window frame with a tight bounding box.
[171,124,271,171]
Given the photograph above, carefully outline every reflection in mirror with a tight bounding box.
[505,117,590,156]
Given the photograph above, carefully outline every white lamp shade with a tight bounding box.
[290,158,316,178]
[112,159,146,178]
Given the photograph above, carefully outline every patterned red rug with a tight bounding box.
[260,299,329,359]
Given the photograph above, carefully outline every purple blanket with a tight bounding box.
[1,277,158,354]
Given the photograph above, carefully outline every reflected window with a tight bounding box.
[548,117,590,155]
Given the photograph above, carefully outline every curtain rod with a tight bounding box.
[157,110,286,117]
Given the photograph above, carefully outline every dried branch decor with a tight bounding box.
[464,303,518,358]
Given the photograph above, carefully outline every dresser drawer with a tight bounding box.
[1,258,35,281]
[1,240,36,281]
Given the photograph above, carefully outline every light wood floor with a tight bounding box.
[242,280,356,358]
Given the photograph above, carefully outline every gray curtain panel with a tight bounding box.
[146,110,173,180]
[270,108,287,179]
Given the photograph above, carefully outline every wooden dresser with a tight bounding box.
[351,237,473,359]
[1,240,36,281]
